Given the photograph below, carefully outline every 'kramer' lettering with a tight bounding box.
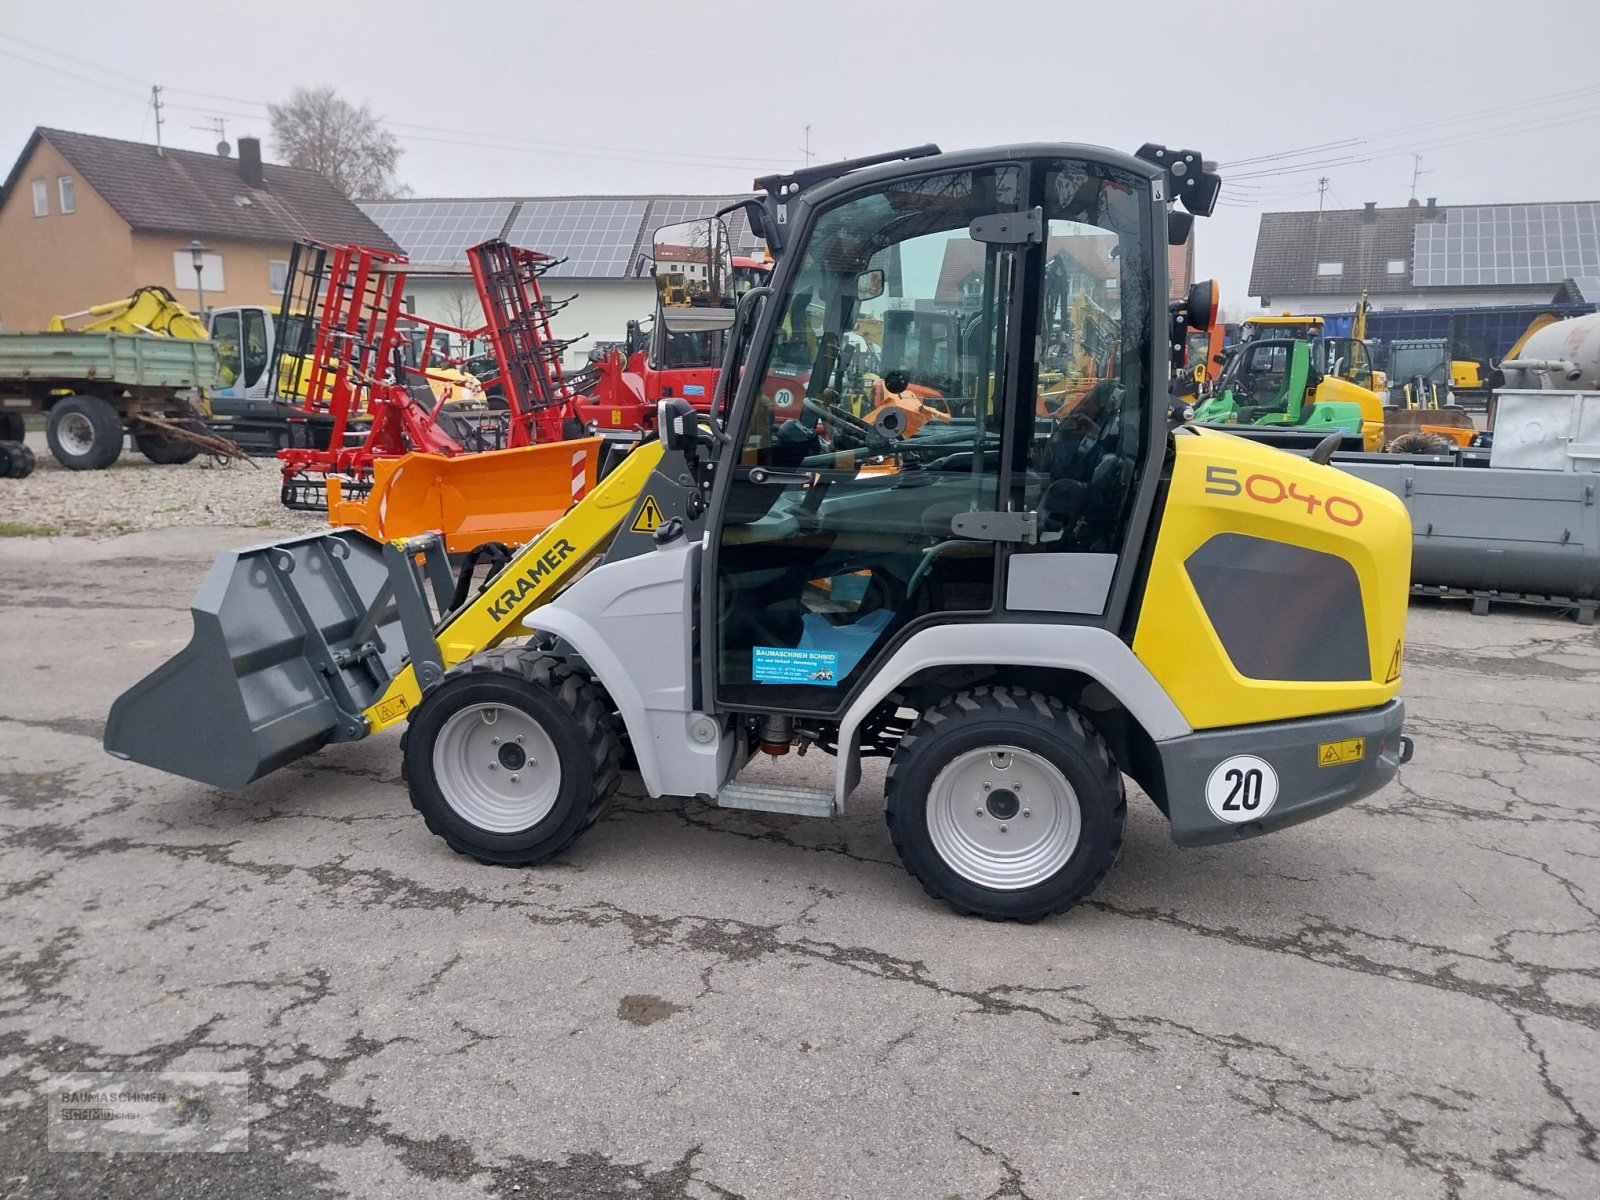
[486,539,577,622]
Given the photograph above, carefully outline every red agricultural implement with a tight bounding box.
[275,239,590,510]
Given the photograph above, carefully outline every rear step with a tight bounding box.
[715,781,835,818]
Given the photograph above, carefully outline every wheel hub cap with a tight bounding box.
[926,745,1082,890]
[59,413,94,456]
[432,703,561,833]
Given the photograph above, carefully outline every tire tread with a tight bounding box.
[884,685,1125,922]
[401,646,623,865]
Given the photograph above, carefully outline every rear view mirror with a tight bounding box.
[856,269,886,302]
[1185,279,1219,333]
[653,218,734,313]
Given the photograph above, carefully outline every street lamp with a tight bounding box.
[189,239,208,316]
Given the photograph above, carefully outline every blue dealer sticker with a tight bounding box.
[753,646,839,685]
[683,384,706,396]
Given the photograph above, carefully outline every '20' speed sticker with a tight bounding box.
[1205,755,1280,823]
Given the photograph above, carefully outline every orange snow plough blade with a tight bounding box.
[326,438,603,553]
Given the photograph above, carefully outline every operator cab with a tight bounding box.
[687,148,1198,718]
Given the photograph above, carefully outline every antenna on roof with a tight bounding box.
[194,117,230,157]
[150,86,164,156]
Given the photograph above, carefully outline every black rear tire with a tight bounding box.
[885,686,1125,922]
[2,441,36,478]
[402,648,623,866]
[134,420,205,465]
[0,413,23,442]
[46,394,123,470]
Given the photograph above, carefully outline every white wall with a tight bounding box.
[401,276,655,369]
[1262,289,1559,314]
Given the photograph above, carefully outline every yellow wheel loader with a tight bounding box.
[105,141,1414,921]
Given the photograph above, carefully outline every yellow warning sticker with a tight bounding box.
[1318,737,1365,767]
[1385,640,1403,683]
[375,696,409,723]
[630,494,665,534]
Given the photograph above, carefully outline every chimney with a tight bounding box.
[1425,197,1437,210]
[238,137,263,189]
[1363,201,1377,223]
[1407,197,1420,208]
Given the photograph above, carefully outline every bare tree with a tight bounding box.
[268,86,405,199]
[437,282,483,331]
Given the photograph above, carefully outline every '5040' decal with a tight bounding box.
[1203,465,1363,526]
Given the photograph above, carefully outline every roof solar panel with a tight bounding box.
[1413,202,1600,287]
[505,199,649,278]
[359,194,766,280]
[359,200,515,264]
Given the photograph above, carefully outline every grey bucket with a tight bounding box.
[104,530,423,789]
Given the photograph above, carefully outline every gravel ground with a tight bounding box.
[0,431,322,538]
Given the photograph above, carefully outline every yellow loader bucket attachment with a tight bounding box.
[326,438,603,553]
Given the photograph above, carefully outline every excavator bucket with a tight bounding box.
[325,438,603,553]
[105,529,450,788]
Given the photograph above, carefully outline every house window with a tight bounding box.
[31,180,47,217]
[268,260,289,294]
[58,177,75,214]
[1104,277,1118,290]
[173,250,226,294]
[1316,261,1344,277]
[1387,259,1406,275]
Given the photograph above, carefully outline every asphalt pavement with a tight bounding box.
[2,528,1597,1199]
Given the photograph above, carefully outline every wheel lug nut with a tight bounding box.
[488,763,498,770]
[1000,824,1008,833]
[510,774,520,783]
[1023,809,1031,818]
[976,807,984,816]
[491,737,500,745]
[516,735,524,744]
[983,782,991,791]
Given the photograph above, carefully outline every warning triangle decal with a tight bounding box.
[1385,640,1403,683]
[630,495,665,534]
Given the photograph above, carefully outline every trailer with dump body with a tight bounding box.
[0,330,221,469]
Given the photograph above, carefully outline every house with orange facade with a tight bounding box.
[0,127,398,331]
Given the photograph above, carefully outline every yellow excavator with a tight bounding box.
[47,285,211,340]
[106,140,1414,922]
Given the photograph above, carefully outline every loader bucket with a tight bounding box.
[1383,408,1478,449]
[105,530,426,789]
[326,438,602,553]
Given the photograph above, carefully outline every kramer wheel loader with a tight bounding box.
[106,141,1414,921]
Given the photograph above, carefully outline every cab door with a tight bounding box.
[708,163,1025,713]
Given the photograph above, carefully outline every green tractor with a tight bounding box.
[1193,338,1383,451]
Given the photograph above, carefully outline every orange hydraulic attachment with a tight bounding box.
[326,438,603,554]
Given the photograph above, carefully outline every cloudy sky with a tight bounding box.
[3,0,1597,313]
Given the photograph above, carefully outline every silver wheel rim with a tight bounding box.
[925,744,1081,890]
[432,703,562,833]
[58,412,95,457]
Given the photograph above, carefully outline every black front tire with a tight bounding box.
[134,420,205,465]
[402,648,623,866]
[885,686,1125,922]
[46,394,123,470]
